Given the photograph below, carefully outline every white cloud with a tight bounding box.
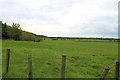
[0,0,118,38]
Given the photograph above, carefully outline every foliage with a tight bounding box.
[2,23,10,39]
[8,23,22,40]
[1,22,41,41]
[20,31,41,41]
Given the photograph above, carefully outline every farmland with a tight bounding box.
[2,40,118,78]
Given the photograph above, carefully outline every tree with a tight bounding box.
[1,21,42,42]
[8,23,22,40]
[2,23,9,39]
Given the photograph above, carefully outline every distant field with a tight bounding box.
[2,40,118,78]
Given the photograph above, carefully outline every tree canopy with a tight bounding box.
[2,22,41,42]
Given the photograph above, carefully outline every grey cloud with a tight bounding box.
[0,0,118,38]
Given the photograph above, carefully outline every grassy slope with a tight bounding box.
[2,40,118,78]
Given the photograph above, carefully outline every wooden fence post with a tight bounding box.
[5,48,10,73]
[28,55,32,80]
[115,61,119,80]
[61,55,66,79]
[100,67,110,80]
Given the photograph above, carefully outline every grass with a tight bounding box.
[2,40,118,78]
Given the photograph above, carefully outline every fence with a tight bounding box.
[4,49,120,80]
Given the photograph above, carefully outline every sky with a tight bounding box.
[0,0,119,38]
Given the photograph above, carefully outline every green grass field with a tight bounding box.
[2,40,118,78]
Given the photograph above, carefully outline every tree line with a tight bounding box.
[1,21,41,42]
[1,21,119,41]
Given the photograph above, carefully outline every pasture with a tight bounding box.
[2,40,118,78]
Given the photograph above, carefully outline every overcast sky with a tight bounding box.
[0,0,118,38]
